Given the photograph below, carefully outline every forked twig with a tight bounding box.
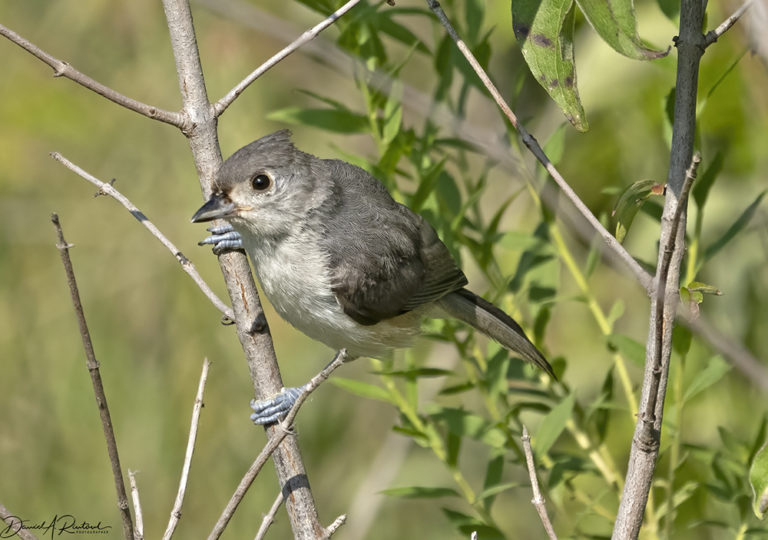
[214,0,364,116]
[51,214,134,540]
[50,152,234,321]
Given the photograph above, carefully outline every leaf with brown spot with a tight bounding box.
[511,0,588,131]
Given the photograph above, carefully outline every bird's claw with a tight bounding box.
[249,386,307,425]
[198,224,244,255]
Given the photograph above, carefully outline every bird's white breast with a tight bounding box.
[241,230,421,358]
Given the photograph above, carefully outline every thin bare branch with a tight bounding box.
[521,426,558,540]
[324,514,347,537]
[50,152,234,321]
[51,214,134,540]
[163,359,212,540]
[0,501,39,540]
[705,0,755,46]
[425,0,652,292]
[213,0,363,116]
[254,492,284,540]
[128,471,145,540]
[208,349,349,540]
[0,23,182,127]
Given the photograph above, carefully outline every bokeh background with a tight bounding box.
[1,0,766,538]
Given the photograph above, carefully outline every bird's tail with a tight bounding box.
[437,288,555,379]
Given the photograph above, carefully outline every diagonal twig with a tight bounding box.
[51,214,134,540]
[213,0,363,116]
[0,501,39,540]
[50,152,234,321]
[522,426,557,540]
[425,0,652,292]
[705,0,755,46]
[163,359,212,540]
[208,349,349,540]
[0,23,183,127]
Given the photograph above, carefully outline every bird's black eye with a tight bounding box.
[251,174,272,191]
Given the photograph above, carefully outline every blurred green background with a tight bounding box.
[1,0,766,538]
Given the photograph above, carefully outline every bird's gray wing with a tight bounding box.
[319,161,467,326]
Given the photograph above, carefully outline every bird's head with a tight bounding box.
[191,130,326,239]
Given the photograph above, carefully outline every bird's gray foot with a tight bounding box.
[198,224,243,255]
[250,386,307,425]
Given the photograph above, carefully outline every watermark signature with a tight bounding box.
[1,514,112,538]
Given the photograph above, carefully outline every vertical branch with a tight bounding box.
[159,0,324,537]
[612,0,706,535]
[51,214,134,540]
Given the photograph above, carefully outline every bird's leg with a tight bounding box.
[249,386,307,425]
[198,223,243,255]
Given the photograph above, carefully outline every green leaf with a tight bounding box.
[267,107,368,133]
[512,0,588,130]
[441,508,505,538]
[704,190,766,263]
[606,299,625,330]
[544,123,568,165]
[611,179,664,243]
[750,441,768,519]
[575,0,669,60]
[381,486,460,499]
[331,377,392,403]
[534,393,575,457]
[687,281,723,296]
[672,325,693,357]
[607,334,646,367]
[479,481,521,500]
[682,355,731,402]
[372,367,453,378]
[430,408,507,448]
[693,152,724,209]
[382,80,403,145]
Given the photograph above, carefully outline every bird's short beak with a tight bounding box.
[191,194,237,223]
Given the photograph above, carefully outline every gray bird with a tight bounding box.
[192,130,553,423]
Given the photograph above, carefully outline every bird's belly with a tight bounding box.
[247,239,420,357]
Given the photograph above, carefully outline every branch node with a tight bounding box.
[249,312,269,334]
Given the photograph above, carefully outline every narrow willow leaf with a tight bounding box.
[682,355,731,402]
[611,179,664,242]
[266,107,368,133]
[693,151,724,209]
[534,393,575,457]
[331,377,392,403]
[512,0,588,130]
[704,190,766,262]
[607,334,646,367]
[381,486,460,498]
[750,441,768,519]
[575,0,669,60]
[372,367,453,378]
